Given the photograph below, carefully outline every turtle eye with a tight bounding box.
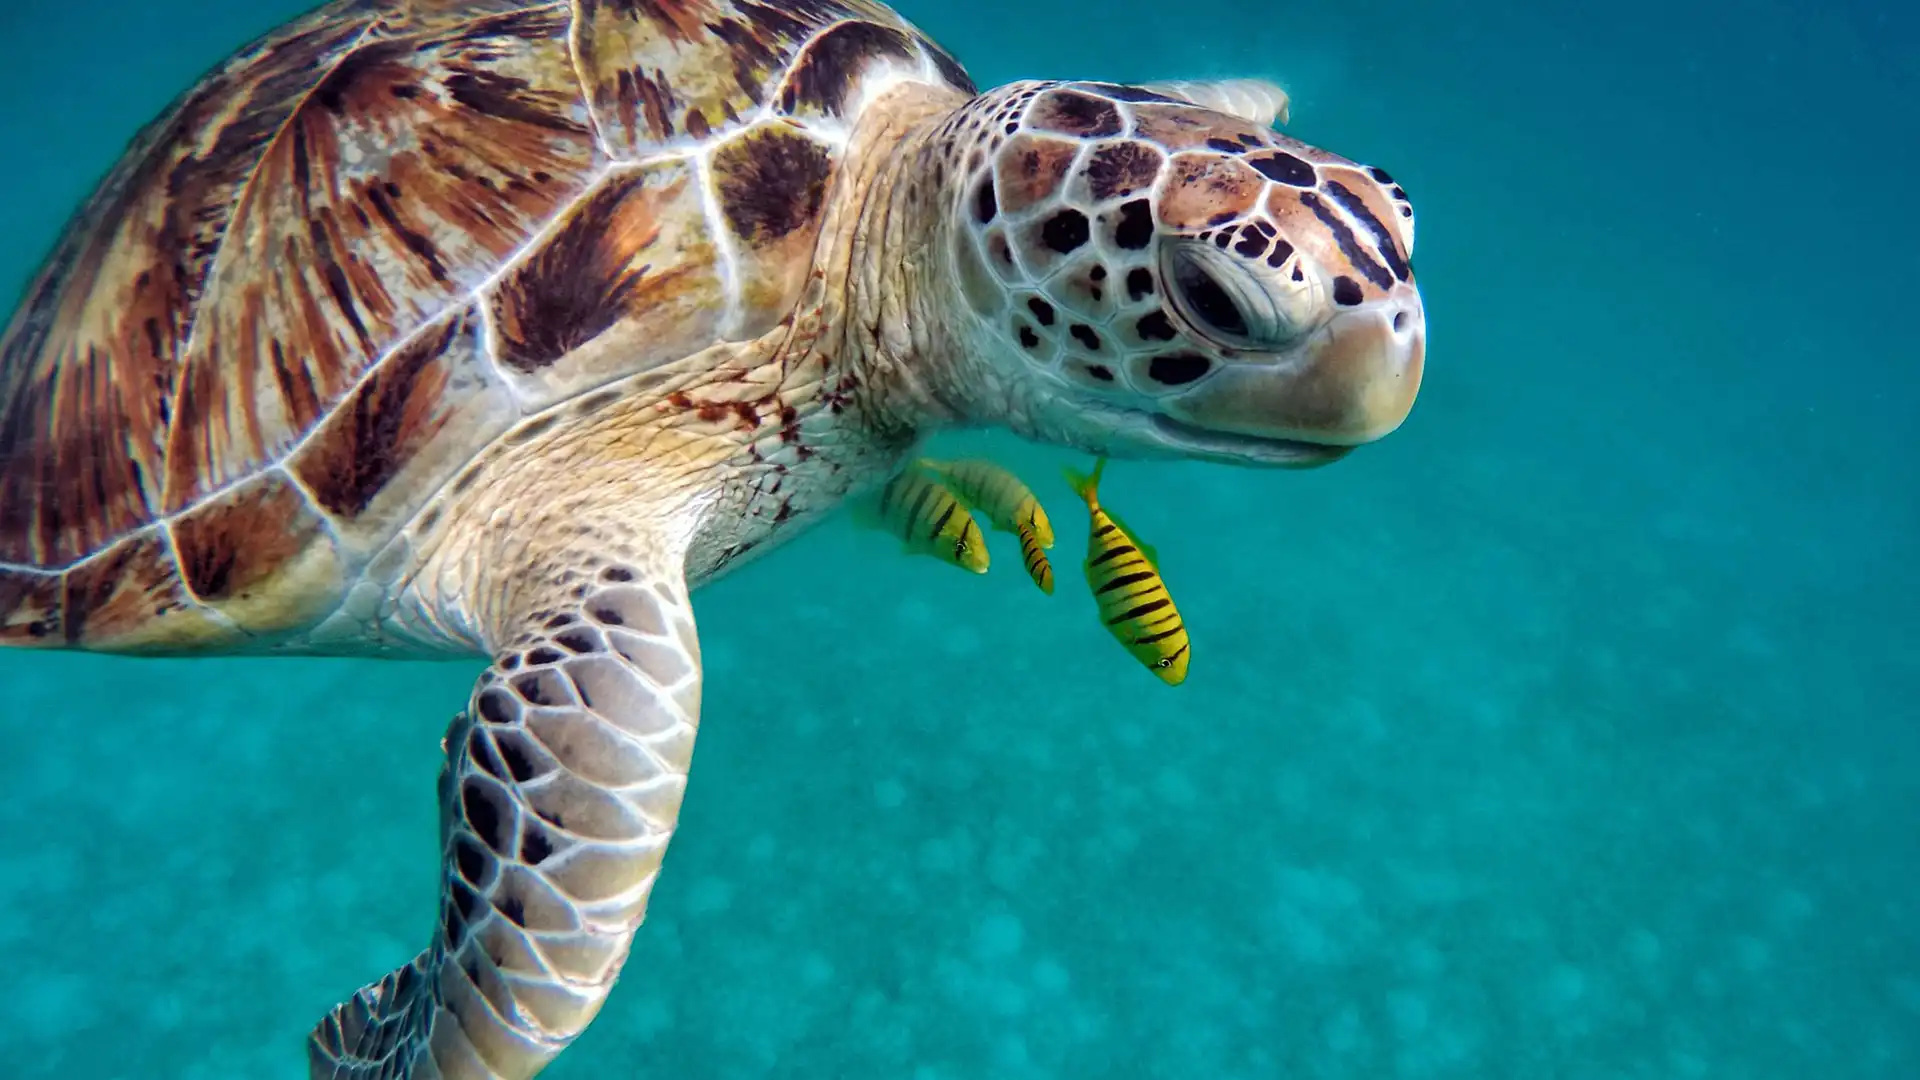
[1170,258,1248,339]
[1163,238,1304,349]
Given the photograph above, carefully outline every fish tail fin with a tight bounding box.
[1061,457,1106,506]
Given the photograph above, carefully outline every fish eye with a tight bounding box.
[954,540,968,556]
[1156,657,1172,667]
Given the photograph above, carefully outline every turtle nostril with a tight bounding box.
[1392,310,1409,334]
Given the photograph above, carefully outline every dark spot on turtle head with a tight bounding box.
[1086,363,1116,381]
[1368,165,1396,185]
[1247,151,1317,187]
[1017,324,1041,350]
[1148,353,1212,385]
[1206,137,1247,153]
[1212,230,1234,249]
[973,177,997,223]
[525,646,563,666]
[1126,267,1156,300]
[1233,227,1266,259]
[1041,209,1090,253]
[1136,310,1177,341]
[1027,297,1056,325]
[1332,275,1364,306]
[1069,324,1103,351]
[1114,199,1154,249]
[1265,238,1295,268]
[1324,180,1412,282]
[1029,89,1123,137]
[990,232,1015,267]
[1083,141,1164,201]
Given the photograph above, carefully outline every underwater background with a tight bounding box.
[0,0,1913,1076]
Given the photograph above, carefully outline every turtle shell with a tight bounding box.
[0,0,974,653]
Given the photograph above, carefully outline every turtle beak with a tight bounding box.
[1162,293,1425,449]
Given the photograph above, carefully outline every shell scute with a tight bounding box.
[0,567,64,646]
[170,471,346,636]
[0,3,381,567]
[570,0,917,156]
[709,122,837,324]
[0,0,984,654]
[772,19,917,119]
[287,303,519,557]
[484,159,726,409]
[162,3,604,511]
[62,529,245,653]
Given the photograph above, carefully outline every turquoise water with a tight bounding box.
[1,0,1914,1076]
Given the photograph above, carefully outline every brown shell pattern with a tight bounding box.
[0,0,975,651]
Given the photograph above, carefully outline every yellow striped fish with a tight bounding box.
[1062,458,1190,685]
[857,462,990,574]
[920,457,1055,594]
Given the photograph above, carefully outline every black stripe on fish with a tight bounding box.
[1090,543,1135,565]
[1107,598,1170,625]
[902,479,937,541]
[927,497,958,541]
[1134,624,1185,645]
[1096,570,1156,594]
[1109,583,1164,604]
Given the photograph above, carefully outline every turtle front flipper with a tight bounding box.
[308,559,702,1080]
[1138,78,1292,126]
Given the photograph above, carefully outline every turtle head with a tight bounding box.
[939,81,1424,467]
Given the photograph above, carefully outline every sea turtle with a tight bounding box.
[0,0,1425,1076]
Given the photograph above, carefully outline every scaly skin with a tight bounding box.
[391,84,976,652]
